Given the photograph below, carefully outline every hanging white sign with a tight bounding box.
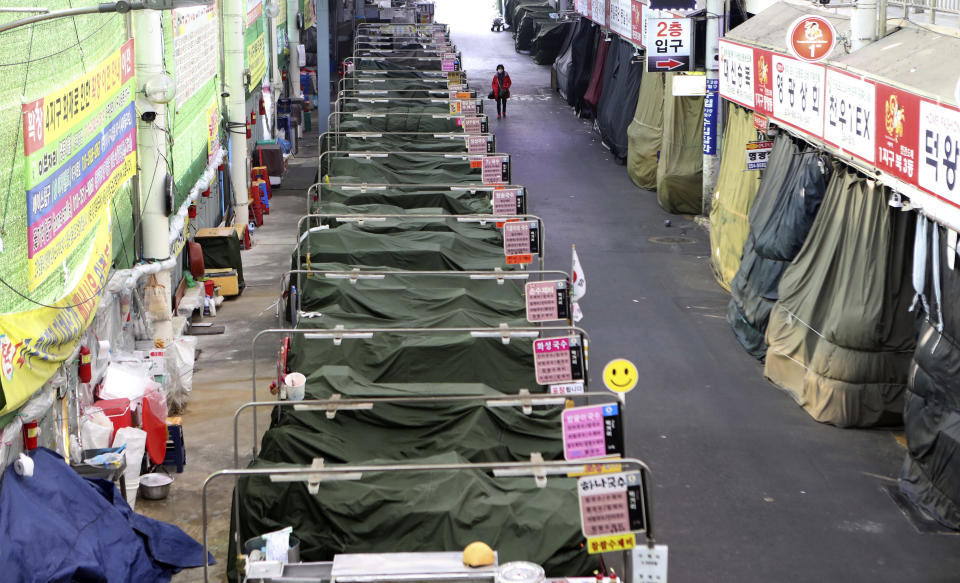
[609,0,632,38]
[918,100,960,207]
[823,69,875,163]
[718,40,754,109]
[771,54,825,137]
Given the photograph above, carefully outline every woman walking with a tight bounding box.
[490,64,512,119]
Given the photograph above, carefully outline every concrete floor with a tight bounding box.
[142,1,960,581]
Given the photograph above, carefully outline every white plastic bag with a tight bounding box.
[80,410,114,450]
[99,363,152,402]
[112,427,147,509]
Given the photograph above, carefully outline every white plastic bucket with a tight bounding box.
[283,372,306,401]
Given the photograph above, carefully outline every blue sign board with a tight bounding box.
[703,78,719,155]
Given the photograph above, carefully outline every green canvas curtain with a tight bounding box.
[626,71,663,190]
[764,166,917,427]
[709,104,763,290]
[656,73,704,214]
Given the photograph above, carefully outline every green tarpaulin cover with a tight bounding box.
[230,453,597,580]
[293,272,526,328]
[531,20,573,65]
[338,99,483,115]
[656,73,703,214]
[293,228,514,272]
[708,104,762,290]
[726,133,829,360]
[764,166,916,427]
[314,184,503,214]
[322,133,493,155]
[334,114,486,133]
[286,333,538,390]
[324,152,506,184]
[260,365,563,464]
[626,71,663,191]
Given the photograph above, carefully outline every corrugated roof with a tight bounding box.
[725,1,960,103]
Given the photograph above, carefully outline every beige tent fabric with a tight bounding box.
[709,104,763,290]
[626,70,664,190]
[656,73,704,214]
[764,166,917,427]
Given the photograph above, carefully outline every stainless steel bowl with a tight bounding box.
[138,473,174,500]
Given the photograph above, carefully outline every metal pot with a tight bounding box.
[138,473,174,500]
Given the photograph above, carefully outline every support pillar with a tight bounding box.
[702,0,724,216]
[316,0,331,133]
[134,9,173,341]
[224,0,249,228]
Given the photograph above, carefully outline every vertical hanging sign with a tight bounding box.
[703,78,719,155]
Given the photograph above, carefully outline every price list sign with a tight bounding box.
[492,188,524,215]
[534,334,585,385]
[461,116,483,134]
[461,100,478,115]
[503,220,540,256]
[563,403,624,461]
[577,471,646,538]
[483,155,506,184]
[525,280,571,322]
[466,135,488,154]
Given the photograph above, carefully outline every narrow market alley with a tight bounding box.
[135,3,960,582]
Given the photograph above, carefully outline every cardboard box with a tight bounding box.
[195,226,238,239]
[204,268,240,297]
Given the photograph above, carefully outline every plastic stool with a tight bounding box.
[163,423,186,473]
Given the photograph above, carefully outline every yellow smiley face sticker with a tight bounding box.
[602,359,638,394]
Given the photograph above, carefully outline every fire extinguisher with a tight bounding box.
[23,421,38,450]
[78,344,92,383]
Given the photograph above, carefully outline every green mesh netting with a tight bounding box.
[164,7,223,208]
[0,2,131,312]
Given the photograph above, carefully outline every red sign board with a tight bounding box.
[786,16,836,63]
[631,1,645,48]
[875,83,920,184]
[753,48,774,116]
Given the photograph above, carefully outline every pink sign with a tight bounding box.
[461,100,477,115]
[525,280,562,322]
[482,156,504,184]
[492,188,520,215]
[562,405,607,460]
[461,117,482,134]
[467,135,487,154]
[534,336,574,384]
[503,220,531,256]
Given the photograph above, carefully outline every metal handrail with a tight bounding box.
[326,110,486,135]
[232,390,620,468]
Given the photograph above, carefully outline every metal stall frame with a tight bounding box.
[248,325,592,458]
[320,131,494,154]
[338,75,458,94]
[325,111,488,135]
[279,268,571,326]
[306,182,526,215]
[334,95,485,115]
[338,88,479,99]
[294,212,545,272]
[232,390,623,468]
[318,150,509,185]
[343,56,462,72]
[202,458,655,583]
